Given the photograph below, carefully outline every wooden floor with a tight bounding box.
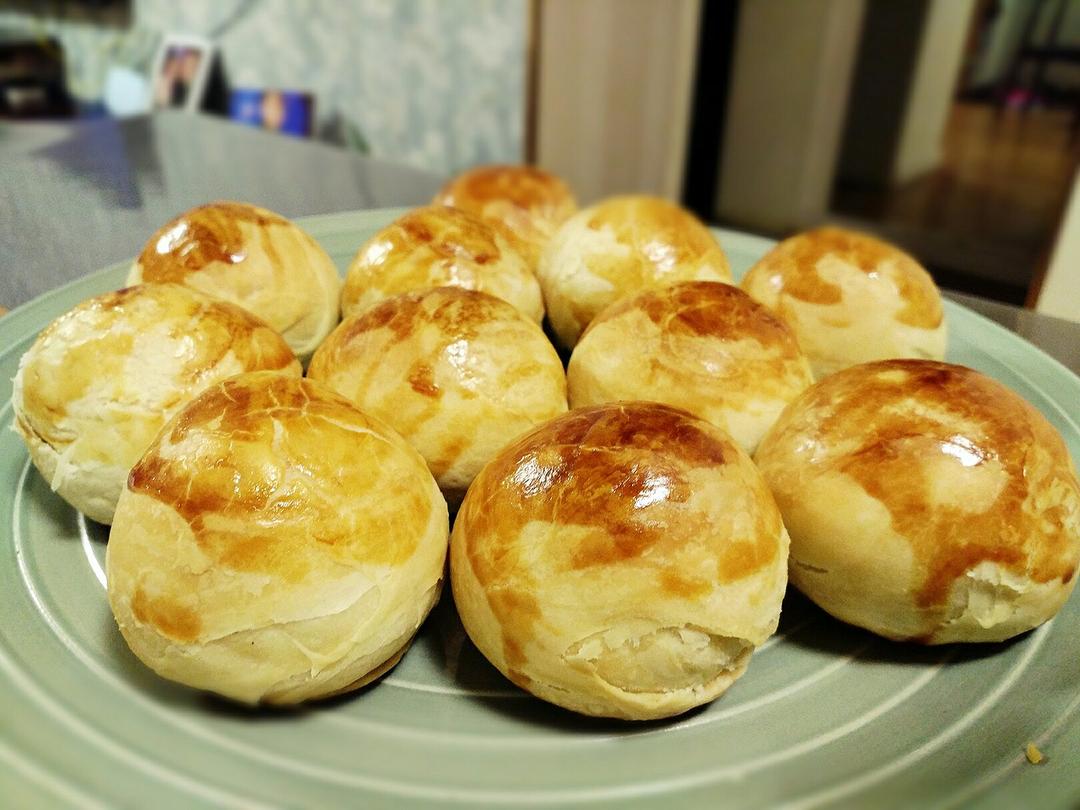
[832,102,1079,304]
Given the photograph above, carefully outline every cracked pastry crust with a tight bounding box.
[449,402,789,720]
[128,201,341,358]
[106,372,449,704]
[432,164,577,269]
[754,359,1080,643]
[567,281,813,453]
[537,195,732,350]
[341,205,544,324]
[740,227,946,379]
[12,283,300,525]
[309,287,567,507]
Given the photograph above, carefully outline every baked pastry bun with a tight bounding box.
[128,201,341,358]
[754,360,1080,643]
[309,287,567,506]
[740,227,946,379]
[567,281,812,453]
[12,284,300,525]
[341,205,544,324]
[538,195,732,349]
[450,402,789,720]
[432,164,577,267]
[107,372,448,704]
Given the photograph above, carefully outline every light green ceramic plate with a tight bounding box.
[2,208,1079,809]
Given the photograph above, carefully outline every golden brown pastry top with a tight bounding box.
[322,284,533,353]
[581,280,804,381]
[130,200,341,358]
[313,286,557,380]
[350,204,512,279]
[125,372,438,643]
[457,402,782,677]
[569,282,812,451]
[309,286,567,494]
[341,205,543,322]
[755,360,1080,610]
[17,284,298,459]
[538,195,733,349]
[580,195,730,286]
[135,202,290,282]
[743,227,943,329]
[432,164,577,258]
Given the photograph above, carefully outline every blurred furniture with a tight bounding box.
[997,0,1080,134]
[830,0,1077,307]
[532,0,701,204]
[1031,167,1080,322]
[833,101,1078,305]
[838,0,976,189]
[715,0,866,232]
[0,111,443,309]
[0,32,74,118]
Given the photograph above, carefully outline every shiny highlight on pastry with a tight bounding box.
[129,201,342,358]
[568,281,812,452]
[754,359,1080,643]
[538,195,732,349]
[310,286,567,506]
[341,205,543,323]
[12,283,300,524]
[433,164,577,266]
[107,372,449,704]
[741,227,946,378]
[451,402,789,719]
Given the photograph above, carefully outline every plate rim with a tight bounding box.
[1,207,1079,809]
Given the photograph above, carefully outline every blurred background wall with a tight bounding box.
[0,0,527,172]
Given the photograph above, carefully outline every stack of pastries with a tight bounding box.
[14,169,1079,722]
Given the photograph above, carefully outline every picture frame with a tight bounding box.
[149,34,214,112]
[229,89,315,137]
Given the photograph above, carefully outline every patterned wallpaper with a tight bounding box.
[0,0,528,173]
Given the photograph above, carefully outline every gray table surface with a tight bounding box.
[0,112,444,309]
[2,112,1078,376]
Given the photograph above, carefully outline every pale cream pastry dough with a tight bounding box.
[450,402,789,720]
[128,201,341,358]
[754,359,1080,643]
[12,283,300,524]
[740,227,946,379]
[341,205,543,324]
[310,286,567,506]
[567,281,813,453]
[107,372,448,704]
[537,195,732,349]
[432,164,577,268]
